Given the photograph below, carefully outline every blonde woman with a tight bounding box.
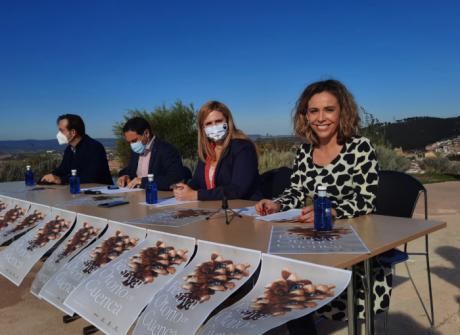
[173,101,261,201]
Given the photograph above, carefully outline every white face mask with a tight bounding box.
[204,122,228,142]
[56,131,69,145]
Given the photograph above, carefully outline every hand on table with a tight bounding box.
[172,183,198,201]
[297,206,337,224]
[40,174,61,185]
[117,175,131,187]
[255,199,281,215]
[126,177,142,189]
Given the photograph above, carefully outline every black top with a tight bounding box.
[52,135,113,185]
[118,138,185,191]
[188,139,262,201]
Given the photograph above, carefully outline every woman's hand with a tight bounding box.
[255,199,281,216]
[127,177,142,189]
[298,206,337,223]
[298,205,314,223]
[173,183,198,201]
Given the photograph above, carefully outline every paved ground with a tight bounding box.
[0,182,459,335]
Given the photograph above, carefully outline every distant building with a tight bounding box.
[425,136,460,155]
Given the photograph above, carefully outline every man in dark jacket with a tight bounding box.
[117,117,185,190]
[41,114,113,185]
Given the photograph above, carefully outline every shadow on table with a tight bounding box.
[431,246,460,291]
[315,312,442,335]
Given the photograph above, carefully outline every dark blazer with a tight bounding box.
[118,138,185,191]
[52,135,113,185]
[188,139,262,201]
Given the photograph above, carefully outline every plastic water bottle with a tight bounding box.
[314,185,332,231]
[145,174,158,204]
[25,165,35,186]
[69,169,80,194]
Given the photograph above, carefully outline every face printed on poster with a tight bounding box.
[198,253,351,335]
[64,230,196,335]
[133,240,261,335]
[0,208,76,286]
[31,213,108,297]
[39,221,146,316]
[0,201,50,246]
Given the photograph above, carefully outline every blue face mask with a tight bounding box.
[130,140,146,154]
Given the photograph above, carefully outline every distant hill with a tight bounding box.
[382,116,460,150]
[0,138,117,153]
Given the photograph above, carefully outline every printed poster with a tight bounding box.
[198,253,351,335]
[127,208,216,228]
[0,199,31,241]
[268,224,370,254]
[0,202,51,246]
[39,221,146,315]
[133,240,261,335]
[64,230,196,335]
[31,213,108,296]
[0,208,76,286]
[0,195,14,214]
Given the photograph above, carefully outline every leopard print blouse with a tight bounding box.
[275,136,379,219]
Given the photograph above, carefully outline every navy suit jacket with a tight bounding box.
[119,138,185,191]
[52,135,113,185]
[188,139,262,201]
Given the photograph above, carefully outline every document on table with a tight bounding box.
[139,197,198,207]
[80,186,143,195]
[235,206,259,217]
[268,224,370,254]
[255,208,302,222]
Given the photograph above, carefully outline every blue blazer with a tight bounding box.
[188,139,262,201]
[119,138,185,191]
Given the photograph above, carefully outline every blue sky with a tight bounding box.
[1,0,459,140]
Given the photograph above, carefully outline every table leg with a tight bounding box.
[347,266,357,335]
[364,259,374,335]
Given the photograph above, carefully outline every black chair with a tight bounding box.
[182,166,192,183]
[375,170,434,330]
[260,167,292,199]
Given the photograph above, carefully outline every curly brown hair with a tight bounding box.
[293,79,360,145]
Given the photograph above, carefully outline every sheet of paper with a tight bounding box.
[255,208,302,222]
[268,224,370,254]
[235,206,258,217]
[133,240,261,335]
[64,230,196,335]
[127,208,216,228]
[198,254,351,335]
[81,186,143,195]
[139,197,198,208]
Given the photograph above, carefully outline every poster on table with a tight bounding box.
[198,253,351,335]
[39,221,146,315]
[64,230,196,335]
[0,198,31,241]
[0,208,76,286]
[0,195,14,214]
[55,195,126,208]
[127,208,216,228]
[0,202,51,246]
[133,240,261,335]
[268,224,370,254]
[31,213,108,296]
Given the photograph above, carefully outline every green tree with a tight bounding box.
[113,101,197,167]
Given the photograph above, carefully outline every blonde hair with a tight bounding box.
[197,101,250,162]
[293,79,360,145]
